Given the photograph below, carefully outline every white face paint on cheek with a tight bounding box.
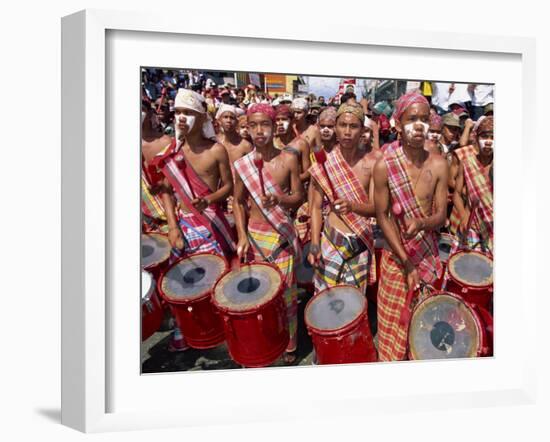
[404,122,429,139]
[184,115,196,132]
[428,132,442,141]
[281,121,290,132]
[479,138,494,150]
[239,129,248,137]
[321,128,334,138]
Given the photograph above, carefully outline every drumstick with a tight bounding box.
[461,197,479,249]
[313,147,337,200]
[156,87,167,114]
[399,287,417,328]
[253,152,266,196]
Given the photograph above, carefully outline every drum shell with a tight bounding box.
[433,234,456,290]
[407,291,489,360]
[142,287,163,341]
[158,254,227,349]
[445,276,493,312]
[214,282,289,368]
[305,287,377,365]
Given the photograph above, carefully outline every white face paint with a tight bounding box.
[141,111,146,125]
[404,121,429,140]
[281,121,290,132]
[478,137,494,150]
[428,132,442,141]
[321,127,334,139]
[239,128,248,137]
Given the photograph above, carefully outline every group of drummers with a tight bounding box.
[141,85,494,367]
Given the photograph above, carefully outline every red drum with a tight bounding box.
[142,270,163,340]
[213,263,289,367]
[158,253,227,349]
[305,285,377,364]
[408,291,492,359]
[433,233,457,290]
[296,241,314,293]
[445,250,493,311]
[141,233,172,280]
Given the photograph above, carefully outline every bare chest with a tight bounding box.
[264,157,290,192]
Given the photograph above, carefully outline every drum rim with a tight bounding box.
[408,290,484,360]
[212,261,284,313]
[304,284,367,335]
[141,232,172,269]
[447,250,493,288]
[141,270,155,301]
[158,252,228,304]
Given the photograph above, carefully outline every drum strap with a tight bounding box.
[323,227,366,288]
[247,232,289,265]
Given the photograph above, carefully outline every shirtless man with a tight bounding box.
[373,92,448,361]
[216,104,253,170]
[273,104,311,181]
[308,102,380,295]
[237,114,251,142]
[233,104,304,364]
[424,112,444,156]
[451,116,494,252]
[290,97,322,150]
[154,89,235,258]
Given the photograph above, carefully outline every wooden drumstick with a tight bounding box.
[253,152,266,196]
[461,197,479,249]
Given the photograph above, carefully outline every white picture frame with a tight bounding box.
[61,9,537,433]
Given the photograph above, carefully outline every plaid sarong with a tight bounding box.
[152,139,236,258]
[309,147,374,253]
[384,144,442,284]
[247,218,298,353]
[454,145,494,253]
[233,150,301,261]
[313,223,372,295]
[377,249,415,361]
[141,155,169,233]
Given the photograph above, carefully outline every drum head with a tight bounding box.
[161,254,227,301]
[438,233,455,263]
[296,242,314,284]
[305,285,366,331]
[213,263,282,312]
[141,270,154,301]
[409,292,481,359]
[141,233,171,269]
[448,251,493,287]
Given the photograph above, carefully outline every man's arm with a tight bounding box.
[373,158,408,266]
[452,158,470,232]
[459,119,475,147]
[280,153,305,209]
[233,172,250,258]
[307,180,324,266]
[159,179,184,249]
[296,138,312,182]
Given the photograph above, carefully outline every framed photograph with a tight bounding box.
[62,9,536,433]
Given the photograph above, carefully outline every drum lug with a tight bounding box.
[187,306,193,313]
[461,287,468,294]
[257,314,263,321]
[144,300,154,313]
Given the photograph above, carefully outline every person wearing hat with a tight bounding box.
[216,104,253,179]
[290,97,322,151]
[233,103,305,364]
[308,102,379,302]
[450,116,494,253]
[151,88,236,259]
[373,92,448,361]
[307,101,322,125]
[440,112,462,155]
